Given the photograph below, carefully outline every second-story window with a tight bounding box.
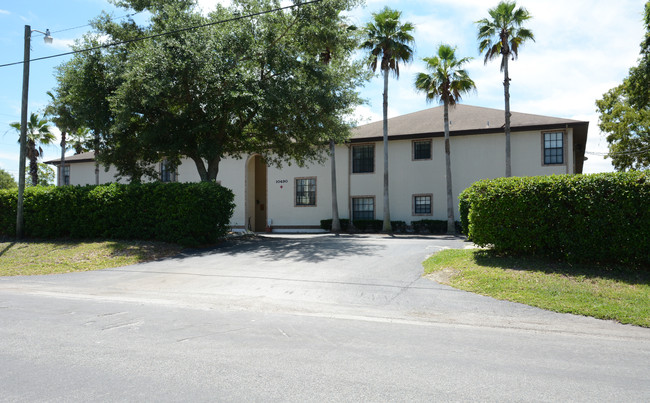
[413,140,432,160]
[352,144,374,173]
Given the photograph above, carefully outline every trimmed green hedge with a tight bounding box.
[459,172,650,266]
[0,182,235,247]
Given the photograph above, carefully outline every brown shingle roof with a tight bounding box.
[44,151,95,165]
[351,104,587,141]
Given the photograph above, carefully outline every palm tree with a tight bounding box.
[318,24,358,234]
[45,91,74,186]
[476,1,534,177]
[10,113,55,186]
[415,44,476,234]
[68,127,92,155]
[361,7,415,233]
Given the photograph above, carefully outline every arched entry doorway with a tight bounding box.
[245,155,267,232]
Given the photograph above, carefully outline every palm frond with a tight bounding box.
[414,44,476,106]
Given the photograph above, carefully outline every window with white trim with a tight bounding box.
[544,132,564,165]
[295,177,316,206]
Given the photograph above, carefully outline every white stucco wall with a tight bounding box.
[67,161,125,186]
[60,127,578,231]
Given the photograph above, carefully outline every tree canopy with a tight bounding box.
[414,44,475,107]
[596,1,650,171]
[360,6,415,78]
[25,163,55,187]
[53,0,366,182]
[0,168,17,190]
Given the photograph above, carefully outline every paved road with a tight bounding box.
[1,234,649,401]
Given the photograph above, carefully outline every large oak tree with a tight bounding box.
[53,0,365,182]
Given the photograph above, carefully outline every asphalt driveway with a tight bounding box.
[1,233,645,336]
[1,234,649,401]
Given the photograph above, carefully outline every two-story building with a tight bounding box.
[47,105,589,232]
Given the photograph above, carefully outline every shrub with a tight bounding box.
[411,219,446,234]
[458,192,470,235]
[411,219,462,234]
[320,219,407,233]
[0,182,235,247]
[390,221,407,233]
[320,219,350,231]
[460,172,650,266]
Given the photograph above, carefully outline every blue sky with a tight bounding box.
[0,0,647,181]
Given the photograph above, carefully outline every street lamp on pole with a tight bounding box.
[16,25,53,239]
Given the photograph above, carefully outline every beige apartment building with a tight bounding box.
[47,105,589,232]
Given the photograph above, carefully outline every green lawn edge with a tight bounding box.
[423,249,650,328]
[0,240,182,276]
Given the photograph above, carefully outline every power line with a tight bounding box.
[586,146,650,157]
[0,0,323,69]
[50,12,142,35]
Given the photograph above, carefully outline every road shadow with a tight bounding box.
[386,234,469,241]
[473,249,650,286]
[174,234,384,263]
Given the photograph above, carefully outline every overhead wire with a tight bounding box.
[0,0,323,69]
[50,12,142,35]
[586,146,650,157]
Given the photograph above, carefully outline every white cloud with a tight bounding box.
[47,37,75,51]
[352,105,382,125]
[0,151,19,163]
[0,9,10,15]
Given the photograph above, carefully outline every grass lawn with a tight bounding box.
[423,249,650,328]
[0,239,182,276]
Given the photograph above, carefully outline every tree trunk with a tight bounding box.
[59,132,66,186]
[191,156,209,182]
[382,67,392,233]
[206,156,221,182]
[29,154,38,187]
[191,155,221,182]
[94,133,99,185]
[503,54,512,178]
[330,139,341,233]
[443,101,455,234]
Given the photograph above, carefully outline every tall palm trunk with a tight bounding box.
[382,66,392,233]
[330,139,341,233]
[29,156,38,186]
[94,133,100,185]
[443,100,455,234]
[59,132,66,186]
[28,141,39,186]
[502,51,512,177]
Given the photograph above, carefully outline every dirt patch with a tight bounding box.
[426,268,460,285]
